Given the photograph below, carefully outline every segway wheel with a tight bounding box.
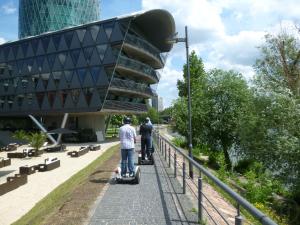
[134,167,141,184]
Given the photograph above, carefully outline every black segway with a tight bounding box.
[115,166,141,184]
[138,145,155,165]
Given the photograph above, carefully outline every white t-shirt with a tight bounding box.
[119,124,136,149]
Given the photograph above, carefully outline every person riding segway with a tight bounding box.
[115,117,141,184]
[138,117,154,165]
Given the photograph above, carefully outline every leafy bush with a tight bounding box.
[234,159,255,174]
[172,136,187,148]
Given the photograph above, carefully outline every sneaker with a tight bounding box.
[129,172,135,177]
[121,174,126,178]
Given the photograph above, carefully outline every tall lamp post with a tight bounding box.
[167,26,193,179]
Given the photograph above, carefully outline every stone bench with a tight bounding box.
[27,149,44,157]
[0,158,11,168]
[0,174,28,196]
[0,143,18,152]
[7,152,27,159]
[89,144,101,151]
[68,146,89,157]
[37,157,60,172]
[19,165,36,175]
[44,144,66,152]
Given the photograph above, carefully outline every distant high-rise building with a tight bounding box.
[158,96,163,112]
[152,94,158,111]
[19,0,100,39]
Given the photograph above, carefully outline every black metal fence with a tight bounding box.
[153,131,277,225]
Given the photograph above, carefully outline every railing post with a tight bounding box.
[183,161,186,194]
[164,143,167,161]
[168,146,171,167]
[198,176,203,223]
[235,204,243,225]
[174,152,177,177]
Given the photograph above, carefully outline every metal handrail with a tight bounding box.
[153,131,278,225]
[110,78,154,96]
[117,55,160,82]
[125,33,166,65]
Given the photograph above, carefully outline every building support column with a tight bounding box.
[29,115,57,145]
[57,113,69,144]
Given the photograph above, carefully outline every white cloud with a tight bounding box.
[1,2,17,15]
[0,37,6,44]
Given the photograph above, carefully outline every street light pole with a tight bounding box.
[185,26,193,179]
[166,26,193,179]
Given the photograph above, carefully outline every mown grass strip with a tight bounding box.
[12,144,120,225]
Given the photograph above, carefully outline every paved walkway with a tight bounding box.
[88,139,198,225]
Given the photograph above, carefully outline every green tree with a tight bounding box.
[110,115,123,135]
[202,69,253,168]
[254,29,300,96]
[177,50,206,97]
[28,132,46,152]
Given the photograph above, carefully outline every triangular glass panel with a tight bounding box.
[58,73,68,89]
[102,46,116,65]
[52,54,63,71]
[41,93,51,110]
[110,22,124,42]
[47,38,56,53]
[12,45,19,59]
[58,52,67,66]
[12,97,20,111]
[64,53,74,69]
[26,42,35,58]
[70,71,81,89]
[64,92,75,109]
[64,70,73,83]
[36,93,45,108]
[48,92,56,107]
[70,49,80,66]
[97,67,109,86]
[84,47,94,65]
[82,29,94,47]
[3,99,9,112]
[15,80,25,94]
[26,79,35,93]
[8,47,15,61]
[76,29,86,43]
[103,22,115,41]
[36,39,45,55]
[16,44,24,59]
[36,78,45,92]
[96,44,107,61]
[70,31,81,49]
[42,37,50,53]
[76,50,87,68]
[30,93,40,110]
[21,43,28,58]
[31,38,39,55]
[0,49,4,62]
[0,84,5,95]
[77,68,86,84]
[31,60,39,74]
[87,48,100,66]
[96,25,109,44]
[76,89,88,109]
[64,31,74,49]
[89,25,100,41]
[82,70,94,87]
[89,89,102,108]
[47,54,56,69]
[53,93,62,109]
[21,95,29,110]
[58,35,68,51]
[47,74,56,91]
[41,56,50,73]
[52,34,61,51]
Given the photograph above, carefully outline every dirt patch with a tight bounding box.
[42,149,120,225]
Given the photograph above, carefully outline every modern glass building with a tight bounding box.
[0,10,175,142]
[19,0,100,39]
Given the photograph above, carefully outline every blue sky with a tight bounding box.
[1,0,300,108]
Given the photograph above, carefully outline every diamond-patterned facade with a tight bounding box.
[19,0,100,39]
[0,10,174,115]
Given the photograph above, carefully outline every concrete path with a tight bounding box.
[88,138,198,225]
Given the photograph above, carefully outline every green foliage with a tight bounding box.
[172,136,187,148]
[13,130,29,142]
[28,132,46,151]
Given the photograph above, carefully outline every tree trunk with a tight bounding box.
[222,141,232,170]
